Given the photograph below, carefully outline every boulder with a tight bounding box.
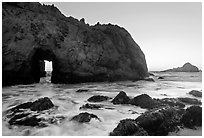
[7,97,54,126]
[135,107,182,135]
[80,103,103,110]
[188,90,202,97]
[10,97,54,112]
[87,95,110,102]
[162,62,199,72]
[110,119,148,136]
[9,114,41,126]
[156,98,185,108]
[30,97,54,111]
[180,106,202,128]
[2,2,148,86]
[178,97,201,105]
[111,91,130,104]
[71,112,101,123]
[130,94,160,109]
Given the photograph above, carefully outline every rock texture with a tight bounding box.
[135,107,182,136]
[188,90,202,97]
[163,62,199,72]
[2,2,148,86]
[111,91,130,104]
[180,106,202,128]
[130,94,160,109]
[7,97,55,126]
[87,95,110,102]
[71,112,101,123]
[110,119,148,136]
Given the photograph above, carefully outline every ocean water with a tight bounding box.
[2,72,202,136]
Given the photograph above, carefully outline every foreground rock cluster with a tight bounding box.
[5,89,202,136]
[3,2,148,86]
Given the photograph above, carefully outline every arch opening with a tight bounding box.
[30,48,56,83]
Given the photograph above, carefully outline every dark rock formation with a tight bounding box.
[178,97,201,105]
[156,98,185,108]
[130,94,160,109]
[80,103,103,110]
[162,62,199,72]
[2,2,148,86]
[188,90,202,97]
[87,95,110,102]
[135,107,182,136]
[180,106,202,128]
[10,97,54,112]
[71,112,101,123]
[111,91,130,104]
[110,119,148,136]
[7,97,54,126]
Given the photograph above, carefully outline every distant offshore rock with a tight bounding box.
[2,2,148,86]
[162,62,199,72]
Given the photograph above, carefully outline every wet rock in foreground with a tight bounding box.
[188,90,202,97]
[135,107,182,136]
[110,119,148,136]
[178,97,201,105]
[156,98,185,108]
[71,112,101,123]
[80,103,103,110]
[111,91,130,104]
[7,97,54,126]
[130,94,160,109]
[87,95,110,102]
[180,106,202,128]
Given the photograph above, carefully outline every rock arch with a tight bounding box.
[2,2,148,86]
[30,48,56,83]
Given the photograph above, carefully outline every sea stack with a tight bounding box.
[163,62,199,72]
[2,2,148,86]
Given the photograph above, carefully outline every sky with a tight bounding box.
[44,2,202,71]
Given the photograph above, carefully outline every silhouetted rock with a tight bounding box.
[76,89,89,93]
[71,112,101,123]
[110,119,148,136]
[80,103,103,110]
[135,107,182,135]
[2,2,148,86]
[130,94,160,109]
[162,62,199,72]
[178,97,201,105]
[156,98,185,108]
[188,90,202,97]
[111,91,130,104]
[180,106,202,128]
[87,95,110,102]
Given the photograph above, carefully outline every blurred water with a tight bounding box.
[2,72,202,136]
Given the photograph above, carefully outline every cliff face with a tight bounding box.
[163,63,199,72]
[2,2,148,86]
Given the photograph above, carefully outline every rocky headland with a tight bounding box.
[162,62,199,72]
[2,2,148,86]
